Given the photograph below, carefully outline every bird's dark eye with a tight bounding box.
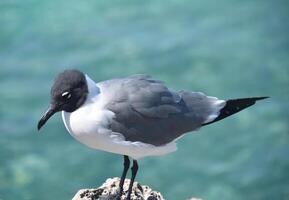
[61,91,71,100]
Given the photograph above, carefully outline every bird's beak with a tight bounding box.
[37,104,58,131]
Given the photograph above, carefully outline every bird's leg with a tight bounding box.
[117,155,130,199]
[125,160,138,200]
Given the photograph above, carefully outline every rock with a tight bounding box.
[72,177,165,200]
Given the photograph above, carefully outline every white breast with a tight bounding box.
[61,75,177,160]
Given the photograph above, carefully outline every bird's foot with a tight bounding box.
[110,188,131,200]
[98,192,120,200]
[114,188,123,200]
[125,195,131,200]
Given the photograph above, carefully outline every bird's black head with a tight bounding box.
[37,69,88,130]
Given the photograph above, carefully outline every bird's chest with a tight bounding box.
[61,98,177,159]
[61,101,115,146]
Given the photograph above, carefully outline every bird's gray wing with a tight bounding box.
[104,75,225,146]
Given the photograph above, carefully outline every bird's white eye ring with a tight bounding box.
[61,91,71,99]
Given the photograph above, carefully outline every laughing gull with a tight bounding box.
[37,69,267,200]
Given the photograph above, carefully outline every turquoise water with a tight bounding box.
[1,0,289,199]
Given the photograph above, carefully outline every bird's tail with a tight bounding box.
[202,96,269,126]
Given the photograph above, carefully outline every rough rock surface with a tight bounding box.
[72,177,164,200]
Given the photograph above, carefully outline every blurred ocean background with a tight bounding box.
[0,0,288,199]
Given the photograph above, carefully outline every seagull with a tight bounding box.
[37,69,267,200]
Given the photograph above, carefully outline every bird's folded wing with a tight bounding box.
[104,75,225,146]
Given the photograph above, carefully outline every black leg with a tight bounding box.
[117,155,130,199]
[126,160,138,200]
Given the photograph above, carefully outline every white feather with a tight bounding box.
[203,96,226,123]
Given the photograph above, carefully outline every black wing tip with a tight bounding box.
[229,96,269,102]
[250,96,269,101]
[202,96,269,126]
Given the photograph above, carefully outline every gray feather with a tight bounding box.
[104,75,223,146]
